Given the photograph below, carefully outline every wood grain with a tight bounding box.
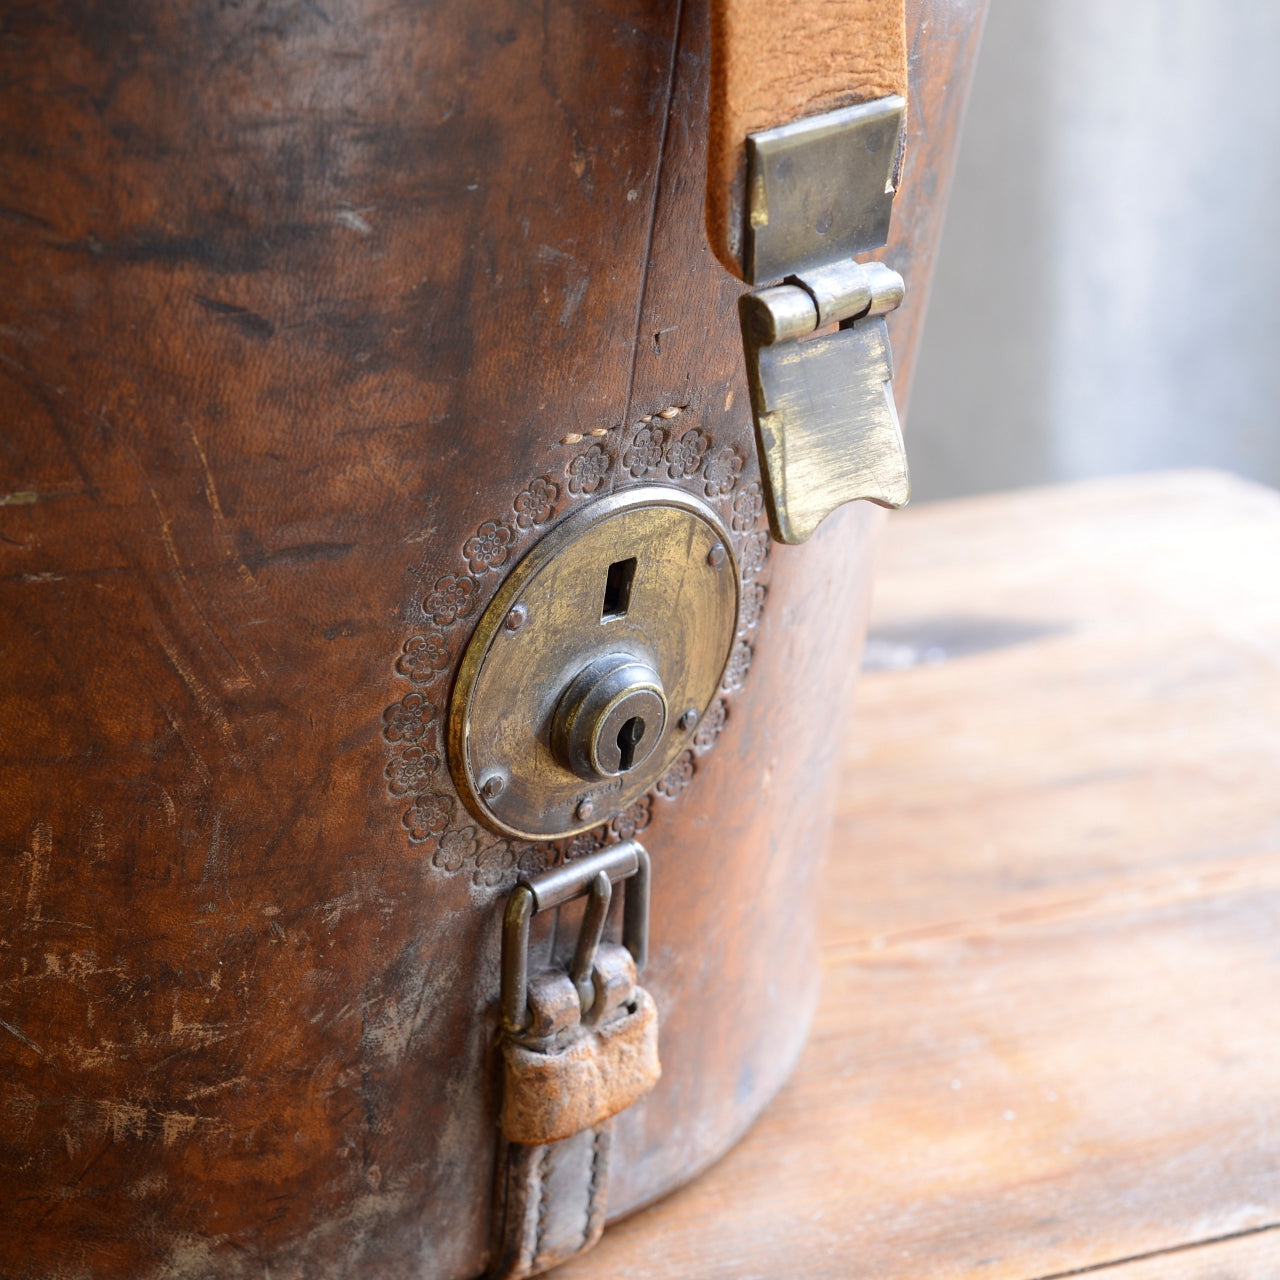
[1086,1229,1280,1278]
[556,470,1280,1279]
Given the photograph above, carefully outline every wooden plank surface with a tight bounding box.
[560,470,1280,1279]
[1098,1231,1280,1279]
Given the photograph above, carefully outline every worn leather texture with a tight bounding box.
[490,1127,612,1279]
[0,1,982,1276]
[707,0,909,274]
[501,988,660,1146]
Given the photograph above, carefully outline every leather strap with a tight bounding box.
[707,0,908,276]
[489,1125,613,1279]
[488,935,655,1278]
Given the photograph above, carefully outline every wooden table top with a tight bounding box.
[560,470,1280,1279]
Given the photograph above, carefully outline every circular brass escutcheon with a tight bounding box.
[448,487,739,841]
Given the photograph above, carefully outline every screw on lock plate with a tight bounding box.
[738,95,911,545]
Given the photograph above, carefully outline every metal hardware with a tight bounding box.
[743,95,904,286]
[551,653,668,781]
[449,487,738,841]
[491,840,660,1271]
[740,259,909,543]
[569,872,612,1011]
[500,841,650,1034]
[737,97,911,545]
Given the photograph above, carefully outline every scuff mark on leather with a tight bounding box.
[192,294,276,339]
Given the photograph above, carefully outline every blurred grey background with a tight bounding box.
[907,0,1280,502]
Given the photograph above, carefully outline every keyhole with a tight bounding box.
[616,716,645,771]
[602,557,637,621]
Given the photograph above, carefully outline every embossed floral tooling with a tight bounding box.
[739,583,766,635]
[702,446,743,499]
[385,744,441,796]
[433,826,478,873]
[513,478,559,530]
[732,481,765,532]
[608,796,652,842]
[566,444,611,495]
[403,793,453,844]
[473,842,516,888]
[721,641,754,694]
[463,520,515,575]
[423,574,476,627]
[381,404,771,884]
[655,751,695,800]
[397,632,451,684]
[692,699,727,753]
[663,428,709,480]
[622,426,667,479]
[739,530,770,581]
[383,692,437,744]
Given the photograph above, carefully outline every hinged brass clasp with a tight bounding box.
[738,95,910,545]
[740,259,907,544]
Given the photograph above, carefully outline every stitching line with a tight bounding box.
[534,1143,553,1266]
[584,1125,606,1250]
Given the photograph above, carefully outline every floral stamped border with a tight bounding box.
[382,405,771,889]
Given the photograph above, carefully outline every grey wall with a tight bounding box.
[907,0,1280,502]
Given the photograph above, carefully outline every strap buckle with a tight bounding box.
[500,841,650,1033]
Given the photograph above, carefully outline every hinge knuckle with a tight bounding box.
[740,285,819,345]
[794,259,872,328]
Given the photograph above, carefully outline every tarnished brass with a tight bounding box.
[501,842,649,1033]
[743,96,904,285]
[740,259,909,544]
[449,488,738,841]
[736,96,911,545]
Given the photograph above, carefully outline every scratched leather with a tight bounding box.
[0,0,981,1275]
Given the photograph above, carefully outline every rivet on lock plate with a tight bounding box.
[738,94,911,544]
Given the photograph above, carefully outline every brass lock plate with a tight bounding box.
[448,487,739,841]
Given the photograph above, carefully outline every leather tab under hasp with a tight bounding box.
[707,0,908,277]
[501,953,660,1147]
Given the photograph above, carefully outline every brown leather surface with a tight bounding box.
[0,1,981,1276]
[491,1126,611,1278]
[500,988,659,1146]
[708,0,909,275]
